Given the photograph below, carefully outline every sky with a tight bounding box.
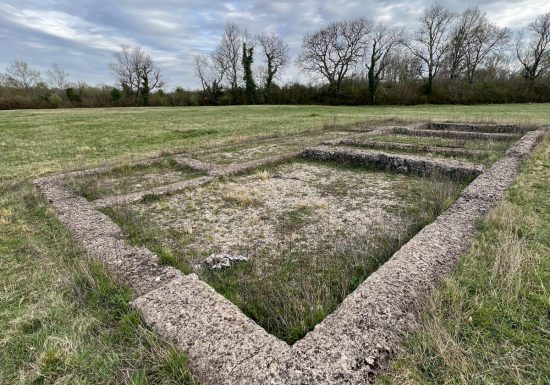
[1,0,549,90]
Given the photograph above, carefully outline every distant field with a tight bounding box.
[1,104,548,384]
[2,104,550,179]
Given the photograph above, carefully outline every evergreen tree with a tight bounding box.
[242,43,256,104]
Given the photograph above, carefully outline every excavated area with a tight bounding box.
[64,157,206,200]
[122,160,450,271]
[33,122,547,385]
[188,129,353,165]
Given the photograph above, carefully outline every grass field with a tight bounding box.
[1,104,549,384]
[382,135,550,385]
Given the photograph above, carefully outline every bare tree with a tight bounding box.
[258,33,289,98]
[46,64,70,90]
[405,4,455,93]
[0,73,7,97]
[298,18,373,98]
[134,49,165,106]
[365,25,404,103]
[516,12,550,80]
[382,48,423,84]
[110,45,140,97]
[446,7,509,83]
[4,60,42,94]
[193,53,226,103]
[109,45,164,105]
[463,9,510,83]
[447,9,475,79]
[216,22,243,100]
[193,55,214,92]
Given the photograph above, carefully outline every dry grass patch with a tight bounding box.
[221,185,261,207]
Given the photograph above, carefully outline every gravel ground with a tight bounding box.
[132,161,429,269]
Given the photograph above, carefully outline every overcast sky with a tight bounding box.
[1,0,549,89]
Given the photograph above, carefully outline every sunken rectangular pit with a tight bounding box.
[64,156,207,200]
[103,158,469,343]
[34,122,546,385]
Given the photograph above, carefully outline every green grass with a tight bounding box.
[64,158,205,200]
[2,104,550,180]
[380,135,550,385]
[1,104,549,384]
[0,185,195,385]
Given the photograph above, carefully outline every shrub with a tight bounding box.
[47,93,64,108]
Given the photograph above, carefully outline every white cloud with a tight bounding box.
[1,0,548,89]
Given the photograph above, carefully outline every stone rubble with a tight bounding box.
[203,253,250,270]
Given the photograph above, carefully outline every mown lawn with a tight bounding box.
[1,104,548,384]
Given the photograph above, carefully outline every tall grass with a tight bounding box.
[0,185,196,384]
[380,135,550,385]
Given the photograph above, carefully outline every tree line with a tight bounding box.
[1,4,550,109]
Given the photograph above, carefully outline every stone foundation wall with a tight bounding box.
[302,145,484,179]
[393,126,519,141]
[34,123,547,385]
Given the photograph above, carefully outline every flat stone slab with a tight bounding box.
[132,274,289,385]
[303,145,484,179]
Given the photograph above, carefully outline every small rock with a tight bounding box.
[203,253,249,270]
